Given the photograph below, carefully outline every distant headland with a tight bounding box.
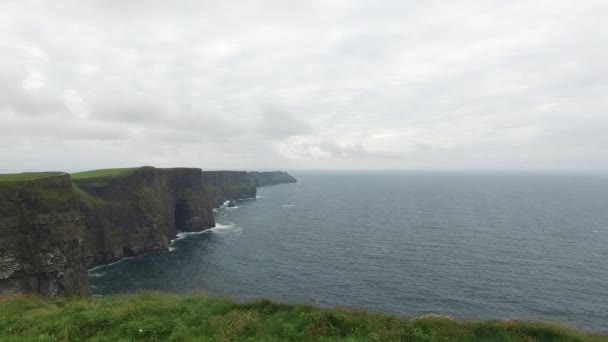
[0,167,296,297]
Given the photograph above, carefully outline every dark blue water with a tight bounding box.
[90,171,608,332]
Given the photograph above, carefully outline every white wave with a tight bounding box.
[173,230,209,241]
[88,257,133,272]
[256,195,265,199]
[281,204,295,208]
[87,247,164,272]
[216,200,240,210]
[88,265,104,272]
[208,222,242,235]
[169,229,211,250]
[171,222,240,242]
[210,222,235,231]
[89,271,105,278]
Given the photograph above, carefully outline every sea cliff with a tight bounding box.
[248,171,297,187]
[0,167,295,297]
[0,173,90,297]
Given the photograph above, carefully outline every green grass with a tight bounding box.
[0,168,137,183]
[71,168,140,188]
[71,168,138,180]
[72,184,107,206]
[0,172,63,183]
[0,293,604,342]
[0,168,139,184]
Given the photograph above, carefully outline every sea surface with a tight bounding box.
[90,171,608,332]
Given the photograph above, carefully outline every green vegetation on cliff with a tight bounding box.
[0,173,91,297]
[0,172,63,183]
[71,184,107,206]
[0,293,603,342]
[71,168,138,180]
[71,168,139,188]
[0,168,137,184]
[0,168,291,297]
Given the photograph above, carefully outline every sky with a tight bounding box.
[0,0,607,172]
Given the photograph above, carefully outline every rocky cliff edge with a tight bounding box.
[0,167,296,297]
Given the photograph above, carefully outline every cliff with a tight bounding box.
[202,171,257,207]
[0,167,295,297]
[247,171,297,186]
[73,167,256,267]
[0,174,90,297]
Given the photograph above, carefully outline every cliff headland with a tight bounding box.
[0,167,296,297]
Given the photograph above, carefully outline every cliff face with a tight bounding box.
[247,171,297,187]
[75,167,183,267]
[75,167,255,268]
[0,174,90,297]
[0,167,295,297]
[202,171,257,207]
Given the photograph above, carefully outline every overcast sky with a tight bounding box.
[1,1,607,172]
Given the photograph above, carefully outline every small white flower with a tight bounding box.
[138,328,143,334]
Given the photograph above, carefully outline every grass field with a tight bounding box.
[0,292,604,342]
[0,172,63,183]
[71,168,138,180]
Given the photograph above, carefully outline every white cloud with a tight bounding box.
[0,0,607,171]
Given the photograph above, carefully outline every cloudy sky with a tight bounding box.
[1,0,607,171]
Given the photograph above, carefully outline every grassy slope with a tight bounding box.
[71,168,140,189]
[0,172,63,183]
[0,168,137,183]
[71,168,138,180]
[0,293,604,342]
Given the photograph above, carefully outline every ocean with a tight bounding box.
[89,171,608,332]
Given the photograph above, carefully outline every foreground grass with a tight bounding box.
[0,293,604,342]
[0,172,63,183]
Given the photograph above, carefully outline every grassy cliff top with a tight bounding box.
[0,172,64,183]
[71,167,139,179]
[0,168,141,183]
[0,293,604,342]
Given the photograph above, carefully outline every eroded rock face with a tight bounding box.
[75,167,257,268]
[0,174,91,297]
[202,171,257,207]
[0,167,296,297]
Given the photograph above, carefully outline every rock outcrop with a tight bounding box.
[0,167,295,297]
[247,171,297,187]
[0,174,91,297]
[202,171,257,207]
[75,167,258,267]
